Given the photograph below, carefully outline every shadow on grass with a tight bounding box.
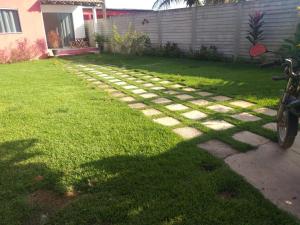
[48,140,298,225]
[0,139,64,225]
[61,54,284,106]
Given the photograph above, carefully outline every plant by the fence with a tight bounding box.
[246,11,265,46]
[279,23,300,65]
[95,34,109,51]
[110,25,151,55]
[192,45,225,61]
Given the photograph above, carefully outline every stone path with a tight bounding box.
[66,63,300,218]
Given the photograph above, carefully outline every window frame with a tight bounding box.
[0,8,22,34]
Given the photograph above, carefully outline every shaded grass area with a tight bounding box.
[0,58,299,225]
[64,53,285,107]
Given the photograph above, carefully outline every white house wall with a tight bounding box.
[41,5,86,39]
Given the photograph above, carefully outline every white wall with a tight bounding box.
[41,5,86,39]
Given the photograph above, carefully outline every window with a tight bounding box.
[0,9,22,33]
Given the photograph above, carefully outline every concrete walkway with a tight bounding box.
[226,134,300,218]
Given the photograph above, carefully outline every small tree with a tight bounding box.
[246,11,265,46]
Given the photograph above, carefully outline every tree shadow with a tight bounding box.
[0,139,64,225]
[48,140,298,225]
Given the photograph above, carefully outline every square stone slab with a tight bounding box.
[182,87,196,92]
[164,90,179,95]
[190,99,211,106]
[254,108,277,117]
[197,91,213,97]
[160,80,172,84]
[153,117,180,127]
[166,104,189,111]
[202,120,235,130]
[263,122,277,132]
[151,78,161,81]
[231,112,261,122]
[127,77,137,81]
[211,96,232,101]
[198,140,237,159]
[135,80,144,83]
[207,104,233,113]
[131,89,147,94]
[171,84,184,89]
[143,75,153,79]
[120,96,136,102]
[92,81,102,85]
[175,94,194,100]
[124,85,138,90]
[233,131,270,146]
[128,103,147,109]
[109,79,121,83]
[143,83,155,87]
[151,86,166,90]
[140,93,158,99]
[142,108,162,117]
[182,110,207,120]
[173,127,202,140]
[230,100,255,108]
[111,92,126,97]
[115,82,127,86]
[152,97,172,105]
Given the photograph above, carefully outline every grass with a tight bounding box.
[0,55,299,225]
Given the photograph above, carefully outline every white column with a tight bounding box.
[92,7,98,34]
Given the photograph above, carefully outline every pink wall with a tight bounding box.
[0,0,47,52]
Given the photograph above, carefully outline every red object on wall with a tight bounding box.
[83,8,152,20]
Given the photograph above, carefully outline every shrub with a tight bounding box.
[246,11,265,46]
[109,25,151,55]
[94,34,108,51]
[161,42,183,57]
[279,23,300,65]
[192,45,224,61]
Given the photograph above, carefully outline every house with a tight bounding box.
[0,0,104,61]
[83,8,153,20]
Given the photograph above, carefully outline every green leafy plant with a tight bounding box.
[192,45,225,61]
[279,23,300,65]
[95,34,108,51]
[246,11,265,46]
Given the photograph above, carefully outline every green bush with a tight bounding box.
[192,45,225,61]
[94,34,108,51]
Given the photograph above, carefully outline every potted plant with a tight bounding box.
[48,30,60,55]
[95,34,108,52]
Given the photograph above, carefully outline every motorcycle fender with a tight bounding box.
[287,99,300,116]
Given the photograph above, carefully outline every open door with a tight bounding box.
[43,13,75,48]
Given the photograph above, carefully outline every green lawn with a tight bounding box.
[0,55,299,225]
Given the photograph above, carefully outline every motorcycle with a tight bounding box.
[250,44,300,149]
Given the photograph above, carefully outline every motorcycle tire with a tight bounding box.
[277,110,299,149]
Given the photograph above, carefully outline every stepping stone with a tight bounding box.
[171,84,184,89]
[131,89,147,94]
[190,99,210,106]
[182,87,196,92]
[140,93,158,99]
[175,94,194,100]
[231,112,261,122]
[92,81,102,85]
[120,96,136,102]
[233,131,270,146]
[128,103,147,109]
[135,80,144,83]
[151,78,161,81]
[115,82,127,86]
[254,108,277,117]
[152,98,172,105]
[164,90,179,95]
[106,88,117,93]
[151,86,166,90]
[142,108,162,117]
[182,110,207,120]
[198,140,237,159]
[124,85,138,90]
[98,84,110,89]
[197,91,213,97]
[207,104,233,113]
[111,92,126,97]
[211,96,232,101]
[87,78,97,81]
[127,77,137,81]
[230,100,255,108]
[143,75,153,79]
[263,122,277,132]
[160,80,172,84]
[153,117,180,127]
[173,127,202,140]
[120,75,130,78]
[109,79,121,83]
[202,120,235,131]
[143,83,155,87]
[166,104,189,111]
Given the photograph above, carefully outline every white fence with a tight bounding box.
[86,0,300,59]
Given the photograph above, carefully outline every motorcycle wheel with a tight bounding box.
[277,109,298,149]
